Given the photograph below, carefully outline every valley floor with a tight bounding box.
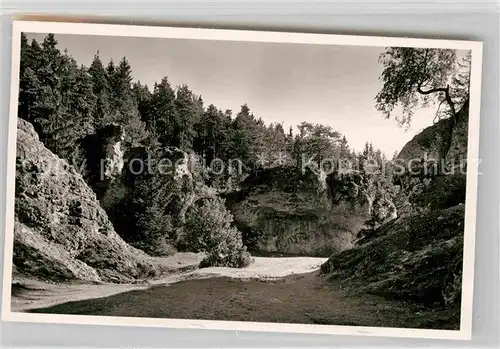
[11,254,457,330]
[11,254,326,312]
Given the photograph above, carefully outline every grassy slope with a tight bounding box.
[320,205,465,329]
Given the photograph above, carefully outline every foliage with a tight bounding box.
[108,145,184,255]
[19,33,394,185]
[18,33,398,268]
[321,205,465,308]
[375,47,471,127]
[295,122,342,169]
[147,76,178,144]
[19,34,96,163]
[183,197,252,268]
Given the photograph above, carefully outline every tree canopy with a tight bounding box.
[17,32,400,265]
[19,33,397,179]
[375,47,471,127]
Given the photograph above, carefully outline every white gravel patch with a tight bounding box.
[12,256,328,311]
[183,256,328,280]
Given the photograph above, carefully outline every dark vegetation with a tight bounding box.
[320,47,471,329]
[320,205,464,329]
[17,33,393,266]
[15,34,471,329]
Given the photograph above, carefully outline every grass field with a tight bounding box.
[26,271,459,330]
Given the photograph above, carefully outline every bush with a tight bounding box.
[132,236,177,257]
[182,197,252,268]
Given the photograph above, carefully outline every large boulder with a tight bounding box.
[397,118,455,165]
[13,119,160,283]
[227,166,396,256]
[396,101,468,168]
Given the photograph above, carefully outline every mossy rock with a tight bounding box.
[321,205,465,307]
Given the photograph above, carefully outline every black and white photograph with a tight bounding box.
[1,21,482,339]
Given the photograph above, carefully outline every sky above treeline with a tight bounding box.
[27,32,444,157]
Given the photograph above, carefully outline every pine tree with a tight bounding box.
[57,62,97,161]
[18,33,40,123]
[174,84,200,149]
[339,135,349,158]
[102,57,148,146]
[19,33,31,77]
[105,59,117,95]
[89,51,111,127]
[32,34,68,154]
[261,122,288,167]
[194,104,218,156]
[89,51,108,95]
[363,142,370,157]
[229,104,264,169]
[115,57,133,102]
[132,81,152,123]
[194,104,233,164]
[149,76,178,144]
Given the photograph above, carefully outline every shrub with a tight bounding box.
[132,236,177,257]
[148,236,178,257]
[183,196,252,268]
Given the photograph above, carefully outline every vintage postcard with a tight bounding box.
[1,20,482,340]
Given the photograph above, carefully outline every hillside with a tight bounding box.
[10,34,473,332]
[13,119,162,283]
[320,106,470,329]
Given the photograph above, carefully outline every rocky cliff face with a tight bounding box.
[81,124,126,199]
[86,138,249,267]
[98,144,211,250]
[227,167,396,256]
[321,106,470,328]
[396,102,468,167]
[13,119,160,283]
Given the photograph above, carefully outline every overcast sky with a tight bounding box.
[27,32,443,157]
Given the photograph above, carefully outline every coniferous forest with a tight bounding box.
[11,32,473,331]
[17,33,394,262]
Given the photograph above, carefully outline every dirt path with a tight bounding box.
[12,254,455,329]
[153,256,329,283]
[11,255,327,312]
[25,271,453,329]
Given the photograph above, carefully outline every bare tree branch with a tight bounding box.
[417,84,456,118]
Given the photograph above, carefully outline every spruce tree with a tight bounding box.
[174,84,200,150]
[18,33,40,123]
[89,51,112,128]
[229,104,264,169]
[132,81,152,123]
[149,76,177,144]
